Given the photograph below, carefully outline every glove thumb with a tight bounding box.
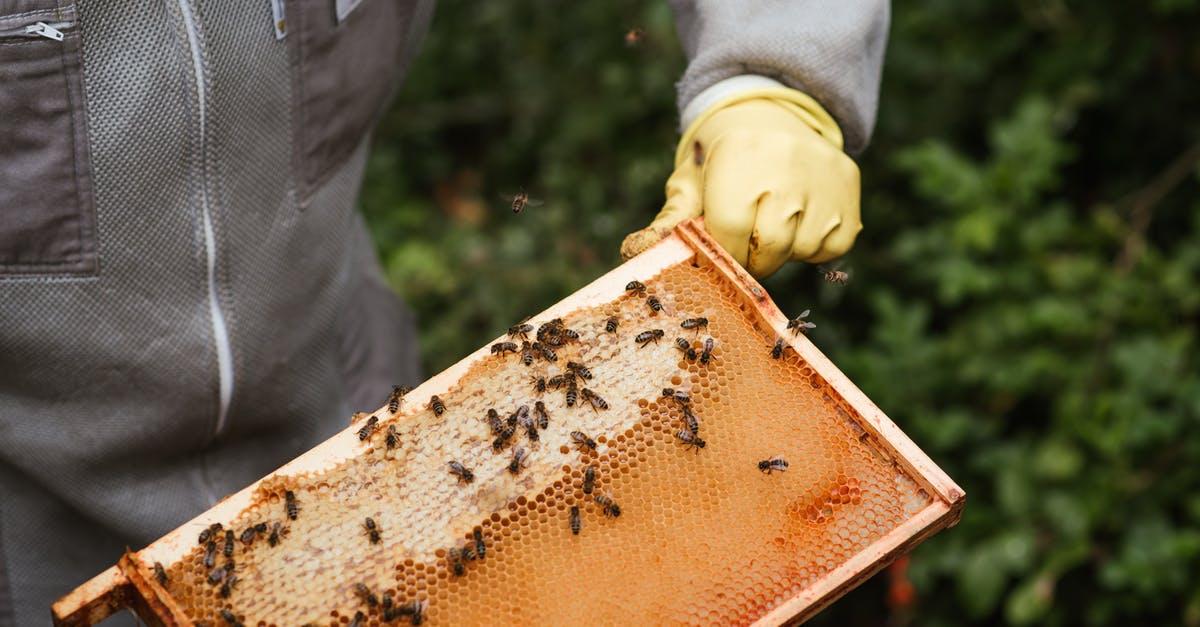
[620,160,703,260]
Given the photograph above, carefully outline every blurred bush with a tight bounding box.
[361,1,1200,624]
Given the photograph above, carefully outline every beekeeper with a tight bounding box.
[0,2,887,624]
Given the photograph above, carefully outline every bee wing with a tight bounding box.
[525,197,545,207]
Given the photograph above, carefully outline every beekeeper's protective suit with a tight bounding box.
[0,2,887,624]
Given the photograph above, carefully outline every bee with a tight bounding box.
[364,517,381,544]
[203,541,217,569]
[492,425,515,450]
[758,455,789,474]
[153,562,167,585]
[533,341,557,362]
[348,611,365,627]
[285,490,298,521]
[570,505,581,535]
[240,522,266,545]
[822,267,850,284]
[357,415,379,441]
[219,575,238,598]
[582,465,596,494]
[571,431,597,451]
[474,528,486,560]
[635,329,664,347]
[581,388,608,411]
[519,413,539,442]
[787,309,816,335]
[561,327,580,341]
[625,280,647,294]
[530,376,547,394]
[430,395,446,416]
[520,341,535,366]
[675,429,707,451]
[547,373,575,389]
[387,385,413,413]
[382,592,395,616]
[566,360,593,380]
[512,404,529,427]
[223,530,235,558]
[681,317,708,332]
[448,461,475,483]
[486,408,504,435]
[448,546,469,576]
[508,319,533,340]
[507,189,542,214]
[771,338,785,359]
[624,27,644,47]
[219,609,243,627]
[396,599,427,625]
[692,140,704,166]
[646,295,664,314]
[207,563,229,585]
[490,341,518,355]
[198,522,222,545]
[662,388,690,404]
[564,383,578,408]
[674,337,697,361]
[594,492,621,517]
[354,582,379,607]
[605,316,619,333]
[700,337,714,364]
[385,424,400,449]
[681,404,700,436]
[268,522,286,547]
[534,401,550,429]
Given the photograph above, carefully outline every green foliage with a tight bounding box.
[362,1,1200,624]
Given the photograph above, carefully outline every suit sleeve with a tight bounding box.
[669,1,890,155]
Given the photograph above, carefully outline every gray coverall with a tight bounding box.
[0,2,888,624]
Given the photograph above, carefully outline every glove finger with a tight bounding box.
[793,155,861,263]
[701,137,764,268]
[620,162,703,260]
[745,192,801,279]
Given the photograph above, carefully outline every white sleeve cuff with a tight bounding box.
[680,75,787,131]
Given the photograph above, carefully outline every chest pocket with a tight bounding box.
[0,3,97,277]
[289,0,414,205]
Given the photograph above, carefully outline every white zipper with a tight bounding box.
[0,20,70,40]
[176,0,235,440]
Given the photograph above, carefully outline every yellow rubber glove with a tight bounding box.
[621,87,862,278]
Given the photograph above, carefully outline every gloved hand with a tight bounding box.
[621,87,862,278]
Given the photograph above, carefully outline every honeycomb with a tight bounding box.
[129,257,937,626]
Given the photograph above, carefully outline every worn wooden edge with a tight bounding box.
[118,551,192,626]
[50,565,130,627]
[674,220,966,511]
[754,500,959,626]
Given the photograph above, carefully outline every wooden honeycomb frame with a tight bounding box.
[53,219,964,626]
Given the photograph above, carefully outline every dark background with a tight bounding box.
[359,2,1200,624]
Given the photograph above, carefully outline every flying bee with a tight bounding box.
[203,540,217,568]
[493,425,515,450]
[570,505,581,535]
[594,492,621,517]
[285,490,298,520]
[506,189,543,214]
[385,424,400,449]
[581,388,608,411]
[387,385,413,413]
[681,404,700,436]
[508,446,528,474]
[662,388,690,404]
[448,461,475,483]
[547,372,575,389]
[681,317,708,332]
[490,341,518,355]
[636,329,664,347]
[758,455,789,474]
[692,140,704,166]
[821,266,850,284]
[787,309,816,335]
[348,611,365,627]
[223,530,235,558]
[674,337,697,361]
[533,341,557,362]
[771,338,785,359]
[520,341,535,366]
[430,395,446,416]
[198,522,222,545]
[566,360,593,380]
[357,416,379,441]
[675,429,706,451]
[530,376,547,395]
[153,562,167,585]
[219,575,238,598]
[534,401,549,429]
[508,319,533,340]
[625,280,646,295]
[582,465,597,494]
[700,337,714,364]
[219,609,242,626]
[605,316,618,333]
[571,431,597,451]
[268,522,286,547]
[354,582,379,607]
[624,27,644,47]
[474,528,486,560]
[364,517,381,544]
[646,295,664,314]
[486,408,504,435]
